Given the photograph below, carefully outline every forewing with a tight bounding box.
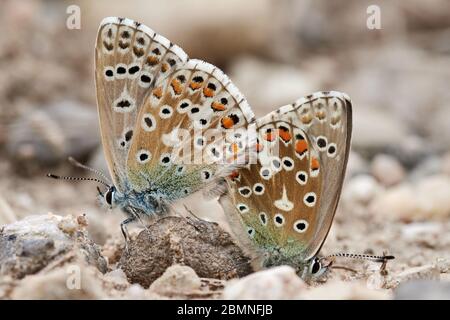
[95,17,188,190]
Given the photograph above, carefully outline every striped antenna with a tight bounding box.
[325,253,395,263]
[47,173,110,188]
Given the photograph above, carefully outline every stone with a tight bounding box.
[0,214,107,279]
[395,280,450,299]
[391,264,441,288]
[222,266,307,299]
[11,263,105,300]
[299,280,392,300]
[6,101,99,173]
[342,174,382,206]
[410,156,442,181]
[149,264,202,297]
[428,107,450,151]
[119,216,252,288]
[371,154,406,186]
[442,152,450,176]
[370,175,450,220]
[346,151,370,178]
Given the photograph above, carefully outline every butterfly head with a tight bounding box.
[262,248,331,282]
[300,256,332,282]
[100,185,117,209]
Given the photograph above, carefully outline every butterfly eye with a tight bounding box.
[105,186,116,206]
[311,259,322,275]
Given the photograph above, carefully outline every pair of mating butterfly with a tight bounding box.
[50,17,393,282]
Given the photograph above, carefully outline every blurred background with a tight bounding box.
[0,0,449,277]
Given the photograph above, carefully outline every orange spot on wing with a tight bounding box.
[278,128,292,142]
[211,101,226,111]
[311,157,320,170]
[203,87,215,98]
[189,81,202,90]
[264,131,276,142]
[256,142,263,152]
[221,116,234,129]
[231,143,239,154]
[152,87,163,99]
[295,140,308,154]
[161,63,169,73]
[146,55,159,66]
[229,170,240,180]
[170,79,183,95]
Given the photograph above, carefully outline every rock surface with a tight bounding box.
[395,280,450,300]
[119,216,253,288]
[6,101,99,173]
[222,266,307,300]
[0,214,107,279]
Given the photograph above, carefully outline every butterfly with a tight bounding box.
[88,17,257,237]
[219,91,355,282]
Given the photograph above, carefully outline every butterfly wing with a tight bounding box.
[222,91,352,261]
[112,32,255,202]
[269,91,352,259]
[95,17,188,190]
[222,117,324,260]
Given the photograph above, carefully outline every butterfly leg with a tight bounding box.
[120,216,136,253]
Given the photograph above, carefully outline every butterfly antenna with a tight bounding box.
[47,173,110,188]
[325,253,395,263]
[68,157,111,185]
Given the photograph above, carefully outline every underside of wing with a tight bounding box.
[126,58,256,202]
[95,17,188,190]
[224,116,324,260]
[266,91,352,258]
[222,91,352,261]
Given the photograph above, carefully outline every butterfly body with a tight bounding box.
[103,185,166,216]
